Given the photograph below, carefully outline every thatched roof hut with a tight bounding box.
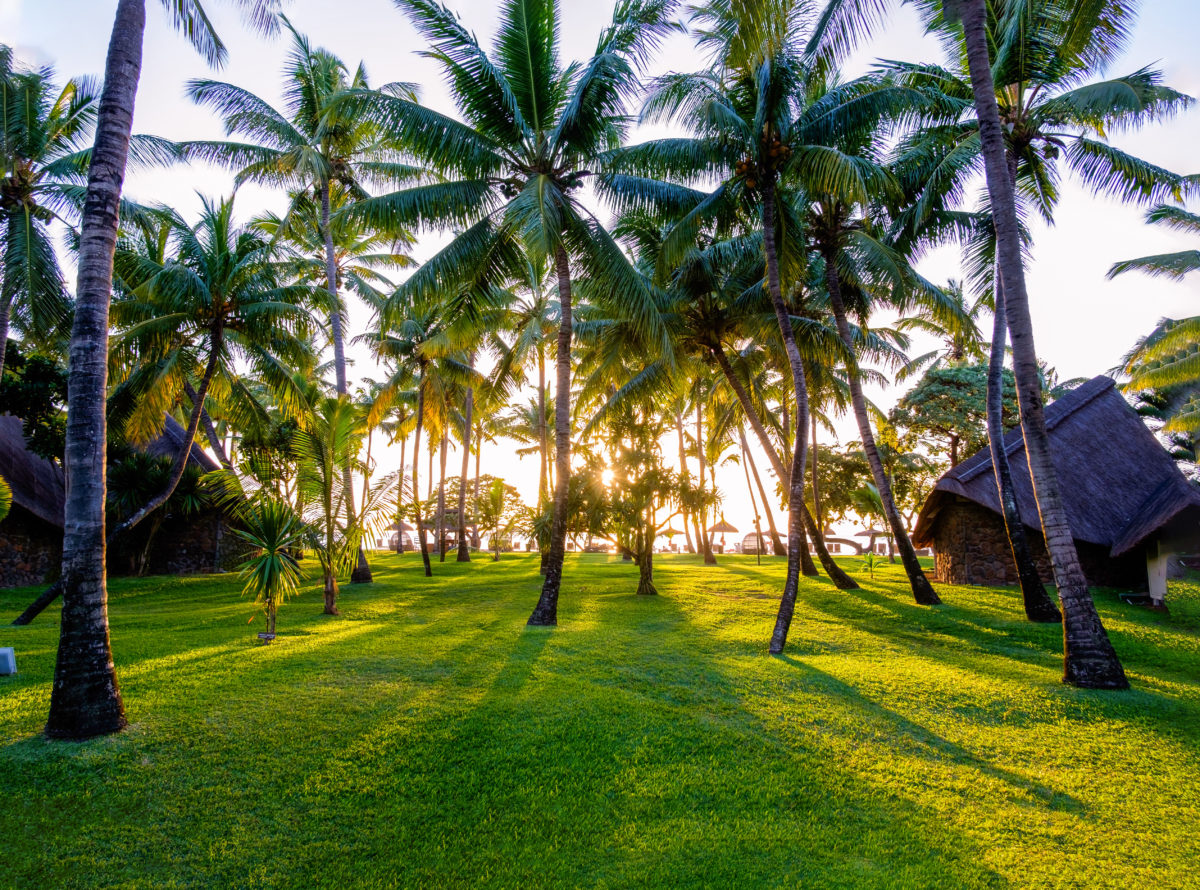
[0,414,236,587]
[0,414,66,586]
[912,376,1200,601]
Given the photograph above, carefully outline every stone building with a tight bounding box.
[0,414,66,588]
[0,414,242,588]
[912,376,1200,601]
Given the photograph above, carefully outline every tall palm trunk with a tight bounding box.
[471,420,482,548]
[822,249,941,606]
[810,414,822,528]
[456,369,474,562]
[360,427,373,511]
[321,184,371,584]
[537,346,549,506]
[44,0,146,740]
[412,380,431,577]
[959,0,1124,686]
[739,427,784,558]
[527,245,573,626]
[674,412,694,553]
[990,259,1060,623]
[740,432,764,562]
[397,432,407,552]
[437,428,448,562]
[761,181,815,653]
[696,399,717,565]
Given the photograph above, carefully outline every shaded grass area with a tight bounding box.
[2,553,1199,888]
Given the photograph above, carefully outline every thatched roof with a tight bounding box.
[0,414,219,530]
[913,376,1200,557]
[0,414,65,527]
[145,416,220,473]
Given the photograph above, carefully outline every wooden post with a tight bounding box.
[1147,541,1169,607]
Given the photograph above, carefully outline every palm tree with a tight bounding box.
[183,19,420,583]
[877,0,1189,623]
[604,17,822,645]
[107,195,311,540]
[1108,205,1200,432]
[343,0,676,626]
[0,52,89,380]
[46,0,284,740]
[1110,204,1200,282]
[951,0,1129,687]
[232,496,305,640]
[293,393,397,614]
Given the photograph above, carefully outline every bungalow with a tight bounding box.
[0,414,241,588]
[912,376,1200,604]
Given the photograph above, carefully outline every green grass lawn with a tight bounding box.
[2,553,1199,889]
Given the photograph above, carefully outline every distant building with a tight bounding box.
[912,377,1200,603]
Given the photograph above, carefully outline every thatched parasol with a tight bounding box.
[708,518,739,534]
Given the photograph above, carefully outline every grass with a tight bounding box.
[2,552,1199,889]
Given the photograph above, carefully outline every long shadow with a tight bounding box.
[291,575,1013,888]
[774,654,1084,813]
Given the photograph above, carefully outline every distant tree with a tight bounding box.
[475,478,525,562]
[891,363,1018,466]
[0,51,89,379]
[0,342,68,462]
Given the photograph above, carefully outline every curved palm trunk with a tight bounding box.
[759,182,817,653]
[811,415,822,527]
[0,292,12,383]
[960,0,1124,686]
[456,359,474,562]
[527,245,573,626]
[44,0,146,740]
[739,431,764,563]
[321,185,371,584]
[437,428,448,562]
[109,329,223,542]
[184,380,234,472]
[740,427,785,559]
[412,382,432,577]
[822,251,941,606]
[990,265,1060,623]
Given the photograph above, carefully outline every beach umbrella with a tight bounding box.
[708,516,738,550]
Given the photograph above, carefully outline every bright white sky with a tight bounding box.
[7,0,1200,544]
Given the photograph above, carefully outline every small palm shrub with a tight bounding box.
[235,498,306,641]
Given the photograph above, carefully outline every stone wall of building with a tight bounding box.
[931,496,1147,590]
[145,510,249,576]
[0,507,61,589]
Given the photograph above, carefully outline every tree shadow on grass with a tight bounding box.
[286,585,1014,889]
[773,654,1085,814]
